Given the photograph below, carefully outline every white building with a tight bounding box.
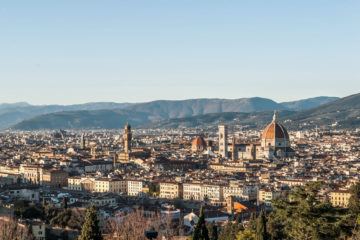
[126,180,143,196]
[183,183,201,201]
[201,184,223,201]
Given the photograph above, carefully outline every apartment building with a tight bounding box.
[201,183,223,201]
[127,180,143,196]
[42,169,68,188]
[329,189,351,208]
[223,183,249,200]
[183,182,202,201]
[159,182,183,199]
[257,188,282,207]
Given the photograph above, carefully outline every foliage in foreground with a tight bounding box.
[0,218,33,240]
[78,204,103,240]
[235,182,359,240]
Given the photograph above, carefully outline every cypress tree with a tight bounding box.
[27,223,33,237]
[192,207,209,240]
[78,204,103,240]
[256,211,267,240]
[62,197,68,209]
[235,214,241,224]
[42,197,47,208]
[248,213,257,231]
[207,223,218,240]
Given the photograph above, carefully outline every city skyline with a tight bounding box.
[0,2,359,239]
[1,1,359,104]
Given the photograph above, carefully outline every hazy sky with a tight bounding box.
[0,1,359,105]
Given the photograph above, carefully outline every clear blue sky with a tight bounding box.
[0,0,359,105]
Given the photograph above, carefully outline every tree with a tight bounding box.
[237,229,256,240]
[148,183,160,196]
[27,224,34,240]
[347,183,360,237]
[192,207,209,240]
[247,213,257,231]
[235,215,242,224]
[105,207,164,240]
[349,182,360,216]
[68,208,86,230]
[44,206,59,224]
[272,181,349,240]
[265,212,285,240]
[50,209,72,228]
[62,197,68,209]
[27,224,32,236]
[78,204,103,240]
[13,200,43,219]
[207,223,218,240]
[0,218,31,240]
[255,211,267,240]
[218,221,243,240]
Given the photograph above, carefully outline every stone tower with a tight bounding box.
[124,122,132,153]
[232,136,236,161]
[218,125,228,158]
[80,134,86,149]
[113,152,117,169]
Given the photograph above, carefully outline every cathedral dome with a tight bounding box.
[261,112,289,140]
[192,136,207,153]
[192,136,207,147]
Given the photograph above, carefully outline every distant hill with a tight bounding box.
[121,97,287,121]
[0,102,31,110]
[9,96,340,130]
[286,93,360,129]
[117,96,338,121]
[280,96,339,111]
[142,94,360,130]
[0,102,134,129]
[11,109,152,130]
[140,111,296,130]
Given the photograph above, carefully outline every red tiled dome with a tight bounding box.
[262,122,289,140]
[192,137,207,147]
[262,112,289,140]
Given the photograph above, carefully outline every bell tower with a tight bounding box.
[218,125,228,158]
[124,122,132,153]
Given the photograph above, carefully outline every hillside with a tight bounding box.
[0,102,134,129]
[286,93,360,129]
[8,96,340,130]
[280,96,339,111]
[142,94,360,130]
[122,97,338,121]
[11,109,152,130]
[121,97,286,121]
[140,111,296,130]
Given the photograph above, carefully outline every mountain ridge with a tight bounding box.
[8,96,340,130]
[143,93,360,130]
[0,102,135,129]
